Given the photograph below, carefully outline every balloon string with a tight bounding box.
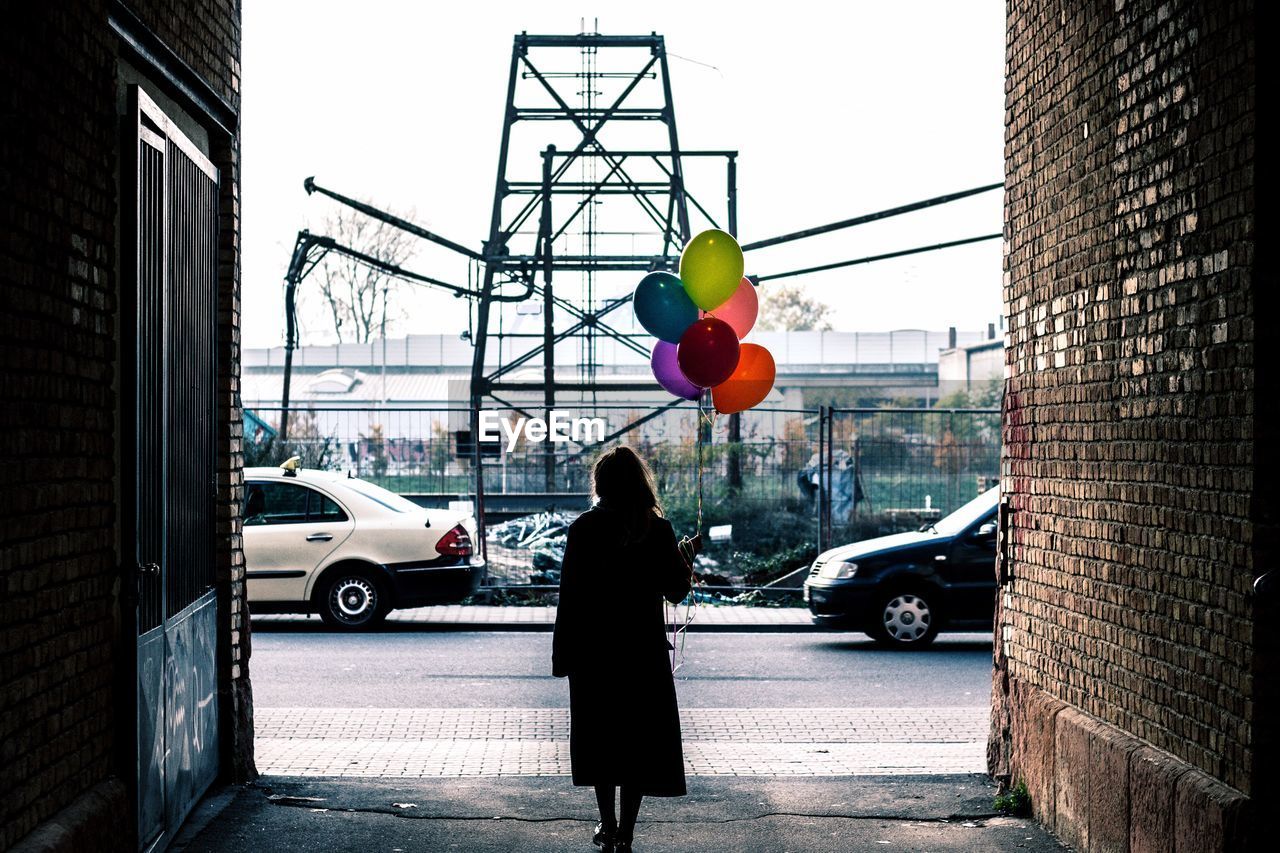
[672,394,712,674]
[694,397,718,531]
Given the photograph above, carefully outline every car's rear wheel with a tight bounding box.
[318,569,389,630]
[869,588,940,648]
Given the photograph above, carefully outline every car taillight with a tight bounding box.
[435,523,472,557]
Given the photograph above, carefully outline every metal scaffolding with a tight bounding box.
[277,29,1003,543]
[467,31,739,508]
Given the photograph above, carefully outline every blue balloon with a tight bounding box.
[633,272,698,343]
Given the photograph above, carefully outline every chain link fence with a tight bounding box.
[244,405,999,592]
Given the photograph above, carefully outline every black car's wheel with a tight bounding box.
[317,569,390,630]
[869,588,940,648]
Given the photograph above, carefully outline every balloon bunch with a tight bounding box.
[633,230,776,414]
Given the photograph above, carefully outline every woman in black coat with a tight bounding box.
[552,446,694,852]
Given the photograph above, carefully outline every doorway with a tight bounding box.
[125,86,221,852]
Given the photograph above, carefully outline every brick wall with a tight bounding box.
[214,123,255,785]
[2,4,128,847]
[126,0,242,108]
[992,0,1256,849]
[0,1,247,849]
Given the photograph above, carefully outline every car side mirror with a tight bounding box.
[975,521,997,539]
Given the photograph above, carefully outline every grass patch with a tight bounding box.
[994,779,1032,816]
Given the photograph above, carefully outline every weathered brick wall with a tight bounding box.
[0,1,247,848]
[994,0,1256,848]
[1,4,128,847]
[128,0,242,108]
[215,124,255,784]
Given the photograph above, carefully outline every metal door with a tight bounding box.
[127,86,221,852]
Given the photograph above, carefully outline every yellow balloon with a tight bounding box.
[679,229,744,311]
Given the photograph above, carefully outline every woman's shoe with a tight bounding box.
[613,841,632,852]
[592,822,616,850]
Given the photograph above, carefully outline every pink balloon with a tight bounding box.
[705,277,758,339]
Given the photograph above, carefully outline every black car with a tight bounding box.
[803,487,998,647]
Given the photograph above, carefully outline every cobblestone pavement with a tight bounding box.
[252,604,815,629]
[256,706,988,778]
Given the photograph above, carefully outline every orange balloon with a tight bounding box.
[711,344,776,414]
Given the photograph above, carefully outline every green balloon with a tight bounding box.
[679,229,744,311]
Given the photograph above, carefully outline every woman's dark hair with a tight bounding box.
[592,445,662,538]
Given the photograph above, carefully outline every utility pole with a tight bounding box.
[380,282,389,404]
[727,155,742,490]
[279,233,311,443]
[539,145,556,491]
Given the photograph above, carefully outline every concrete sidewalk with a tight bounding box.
[174,775,1064,852]
[253,604,821,632]
[253,706,990,778]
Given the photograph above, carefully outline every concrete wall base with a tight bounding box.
[8,778,129,853]
[996,676,1251,853]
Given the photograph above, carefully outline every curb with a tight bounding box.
[252,620,836,634]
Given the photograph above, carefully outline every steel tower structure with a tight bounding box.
[467,32,738,490]
[282,30,1001,538]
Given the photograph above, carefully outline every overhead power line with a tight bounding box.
[741,183,1002,253]
[756,233,1002,283]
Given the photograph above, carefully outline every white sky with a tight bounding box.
[241,1,1005,349]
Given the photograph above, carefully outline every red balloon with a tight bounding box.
[677,317,740,388]
[712,343,776,414]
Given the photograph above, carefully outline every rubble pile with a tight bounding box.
[485,511,575,585]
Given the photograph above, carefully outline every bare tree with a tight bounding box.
[306,206,417,343]
[756,282,834,332]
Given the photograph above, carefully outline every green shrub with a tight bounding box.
[728,544,818,587]
[658,489,820,586]
[994,780,1032,816]
[244,409,339,470]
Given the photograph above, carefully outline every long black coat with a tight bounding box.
[552,506,692,796]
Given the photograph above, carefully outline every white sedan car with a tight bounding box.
[244,463,485,629]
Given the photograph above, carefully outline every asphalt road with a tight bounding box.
[250,630,992,709]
